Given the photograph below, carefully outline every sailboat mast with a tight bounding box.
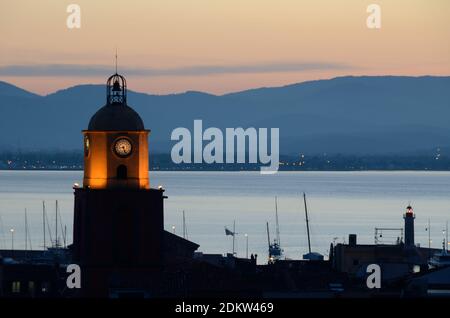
[25,208,28,252]
[0,214,6,250]
[428,218,431,250]
[303,192,312,254]
[447,221,449,252]
[183,210,186,239]
[275,197,280,245]
[45,208,53,245]
[55,200,58,247]
[58,205,65,248]
[25,209,32,251]
[43,201,46,249]
[232,220,236,255]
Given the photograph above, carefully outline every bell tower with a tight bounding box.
[73,72,164,297]
[83,73,149,189]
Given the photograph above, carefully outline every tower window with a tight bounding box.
[117,165,127,179]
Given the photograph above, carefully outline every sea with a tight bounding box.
[0,171,449,264]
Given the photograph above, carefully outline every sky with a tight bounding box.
[0,0,449,95]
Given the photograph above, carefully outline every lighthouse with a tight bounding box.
[404,205,415,248]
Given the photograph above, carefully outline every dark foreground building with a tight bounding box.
[71,72,202,297]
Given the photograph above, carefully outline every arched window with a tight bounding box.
[117,165,127,179]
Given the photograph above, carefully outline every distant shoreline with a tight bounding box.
[1,168,450,172]
[1,151,449,171]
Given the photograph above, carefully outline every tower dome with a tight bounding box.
[88,73,144,131]
[82,71,150,190]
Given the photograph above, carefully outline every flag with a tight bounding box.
[225,227,234,236]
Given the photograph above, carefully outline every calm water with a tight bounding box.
[0,171,449,263]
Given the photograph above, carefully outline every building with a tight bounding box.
[0,249,70,298]
[333,206,438,285]
[72,72,198,297]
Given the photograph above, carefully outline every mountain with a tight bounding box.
[0,76,449,155]
[0,81,40,98]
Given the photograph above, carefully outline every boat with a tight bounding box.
[301,193,324,261]
[266,197,284,263]
[429,239,450,268]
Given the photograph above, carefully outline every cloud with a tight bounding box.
[0,62,354,77]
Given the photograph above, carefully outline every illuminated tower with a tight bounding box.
[404,205,415,247]
[83,73,149,189]
[72,72,164,296]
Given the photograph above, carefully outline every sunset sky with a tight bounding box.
[0,0,449,95]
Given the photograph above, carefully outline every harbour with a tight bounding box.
[1,0,450,310]
[0,170,449,262]
[0,71,449,298]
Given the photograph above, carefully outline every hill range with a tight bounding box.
[1,76,449,155]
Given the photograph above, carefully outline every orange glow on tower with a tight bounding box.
[82,73,150,189]
[73,71,164,297]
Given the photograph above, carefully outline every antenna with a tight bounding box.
[115,48,118,74]
[266,221,271,249]
[303,192,312,254]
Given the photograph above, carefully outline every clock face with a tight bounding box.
[114,138,132,157]
[84,136,90,157]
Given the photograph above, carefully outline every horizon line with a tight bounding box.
[1,74,450,98]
